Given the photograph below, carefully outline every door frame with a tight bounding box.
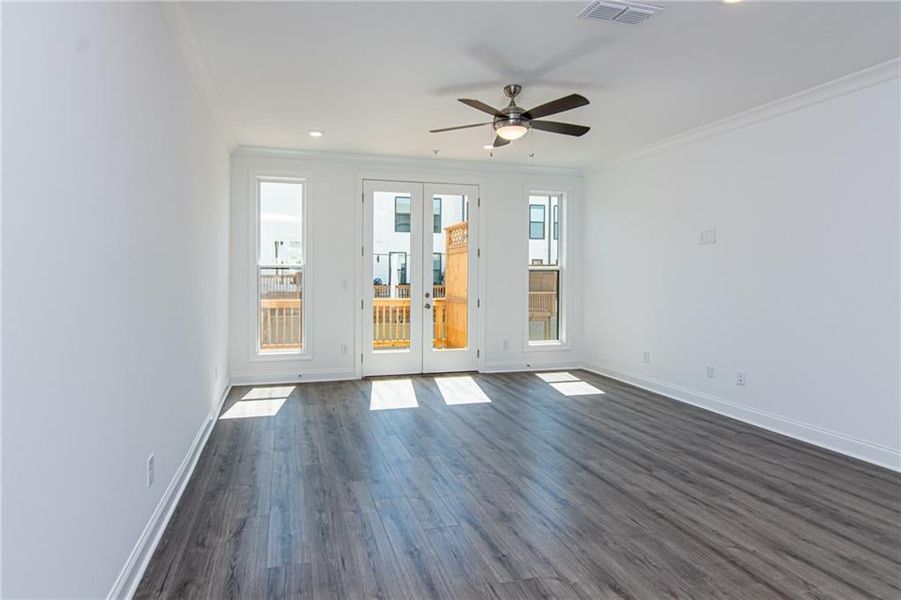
[356,176,482,377]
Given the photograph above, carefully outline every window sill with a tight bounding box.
[249,351,313,363]
[523,340,570,353]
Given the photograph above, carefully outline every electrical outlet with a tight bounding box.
[340,344,349,356]
[502,339,510,351]
[706,366,715,379]
[643,351,651,364]
[736,371,747,386]
[699,229,717,245]
[146,454,155,487]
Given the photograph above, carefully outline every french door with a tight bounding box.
[362,180,479,376]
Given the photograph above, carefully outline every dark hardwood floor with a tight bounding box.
[135,370,901,599]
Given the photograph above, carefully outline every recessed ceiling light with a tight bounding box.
[723,0,741,3]
[308,130,323,137]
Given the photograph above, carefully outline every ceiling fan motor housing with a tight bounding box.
[496,86,531,134]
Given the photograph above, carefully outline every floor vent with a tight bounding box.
[578,1,663,24]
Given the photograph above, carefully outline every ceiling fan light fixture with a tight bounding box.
[496,124,529,141]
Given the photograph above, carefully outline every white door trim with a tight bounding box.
[360,179,480,377]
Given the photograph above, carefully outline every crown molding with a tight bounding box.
[160,3,237,150]
[583,56,901,175]
[232,145,583,177]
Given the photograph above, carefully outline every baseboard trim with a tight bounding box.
[229,368,358,387]
[106,382,232,599]
[581,363,900,473]
[481,360,581,373]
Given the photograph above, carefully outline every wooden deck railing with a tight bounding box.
[528,291,557,315]
[260,298,302,351]
[260,270,302,298]
[373,299,410,348]
[373,284,445,298]
[372,298,447,348]
[259,287,555,351]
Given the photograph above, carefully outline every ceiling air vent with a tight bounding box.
[579,1,663,24]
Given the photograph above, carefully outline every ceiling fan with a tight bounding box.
[430,84,590,148]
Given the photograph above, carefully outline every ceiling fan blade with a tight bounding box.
[530,120,590,137]
[523,94,589,120]
[459,98,505,118]
[429,122,491,133]
[492,135,510,148]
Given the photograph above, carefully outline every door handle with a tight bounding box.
[424,292,431,298]
[424,303,432,309]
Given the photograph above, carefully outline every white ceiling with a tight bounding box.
[183,1,900,168]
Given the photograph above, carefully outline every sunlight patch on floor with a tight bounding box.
[370,378,419,411]
[536,371,605,396]
[435,375,491,405]
[220,398,287,419]
[241,386,296,400]
[535,371,579,383]
[549,381,605,396]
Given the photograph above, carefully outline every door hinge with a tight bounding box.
[361,193,364,203]
[478,197,481,207]
[477,248,481,258]
[361,245,364,256]
[477,298,480,308]
[361,300,364,309]
[361,353,363,363]
[477,349,480,358]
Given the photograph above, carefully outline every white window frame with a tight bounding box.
[249,172,313,362]
[524,189,568,351]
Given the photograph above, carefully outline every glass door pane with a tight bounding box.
[422,184,479,374]
[373,193,414,350]
[429,193,469,350]
[363,181,423,376]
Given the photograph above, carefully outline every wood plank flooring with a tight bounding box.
[136,370,901,599]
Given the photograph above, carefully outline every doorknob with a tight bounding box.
[424,303,432,309]
[424,292,431,298]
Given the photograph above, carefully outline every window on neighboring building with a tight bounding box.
[433,252,444,286]
[529,204,545,240]
[433,197,442,233]
[395,196,411,232]
[257,178,305,354]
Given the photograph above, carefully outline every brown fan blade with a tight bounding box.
[429,122,491,133]
[530,120,590,137]
[492,135,510,148]
[459,98,505,118]
[523,94,589,120]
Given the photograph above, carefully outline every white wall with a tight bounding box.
[2,4,231,597]
[230,149,582,382]
[582,77,901,470]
